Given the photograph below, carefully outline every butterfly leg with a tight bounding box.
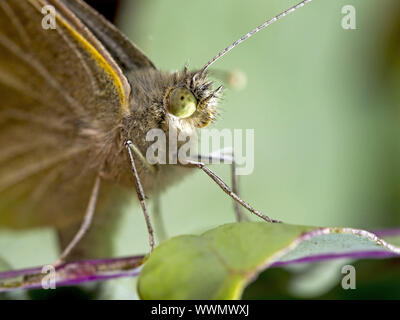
[153,195,168,243]
[125,140,155,252]
[195,148,247,222]
[124,141,166,243]
[54,173,102,265]
[182,159,281,223]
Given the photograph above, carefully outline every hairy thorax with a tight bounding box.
[99,67,220,196]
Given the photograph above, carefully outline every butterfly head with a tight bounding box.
[163,67,222,129]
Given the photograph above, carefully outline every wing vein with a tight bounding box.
[0,1,31,48]
[2,108,73,132]
[0,72,55,110]
[55,22,101,97]
[0,34,85,115]
[0,146,88,193]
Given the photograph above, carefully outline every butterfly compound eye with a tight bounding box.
[167,88,197,118]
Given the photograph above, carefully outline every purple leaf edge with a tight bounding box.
[0,227,399,292]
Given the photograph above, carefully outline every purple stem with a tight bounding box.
[271,250,398,268]
[1,228,399,292]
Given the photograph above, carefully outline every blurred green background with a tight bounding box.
[117,0,400,250]
[1,0,399,299]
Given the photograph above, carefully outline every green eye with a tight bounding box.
[167,88,197,118]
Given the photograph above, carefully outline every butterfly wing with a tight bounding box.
[59,0,155,73]
[0,0,153,230]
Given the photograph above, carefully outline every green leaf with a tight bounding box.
[137,222,400,300]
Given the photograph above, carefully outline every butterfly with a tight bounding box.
[0,0,311,263]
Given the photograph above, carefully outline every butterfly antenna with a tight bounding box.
[199,0,313,74]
